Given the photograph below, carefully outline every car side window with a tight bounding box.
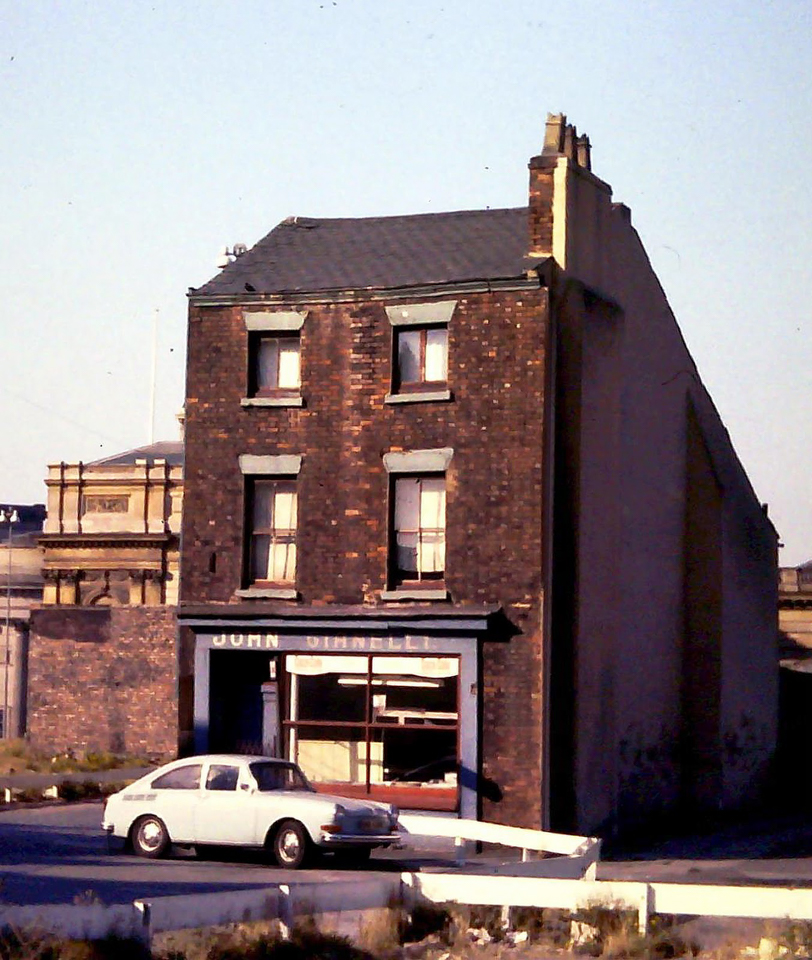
[152,764,202,790]
[205,764,240,791]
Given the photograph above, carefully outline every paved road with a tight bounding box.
[0,801,455,906]
[598,814,812,887]
[4,802,812,907]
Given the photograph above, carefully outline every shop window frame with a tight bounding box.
[281,653,460,811]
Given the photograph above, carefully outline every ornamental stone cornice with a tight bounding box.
[40,533,176,548]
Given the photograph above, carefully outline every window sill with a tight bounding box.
[381,588,449,601]
[241,397,304,408]
[385,389,452,405]
[235,587,299,600]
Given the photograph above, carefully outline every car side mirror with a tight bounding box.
[240,782,252,792]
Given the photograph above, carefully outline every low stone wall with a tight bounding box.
[26,606,178,757]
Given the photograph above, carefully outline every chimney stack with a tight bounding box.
[541,112,591,170]
[528,112,595,258]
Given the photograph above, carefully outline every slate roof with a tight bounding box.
[89,441,184,467]
[192,207,531,298]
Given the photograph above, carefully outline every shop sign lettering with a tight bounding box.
[210,633,438,652]
[212,633,280,649]
[304,635,436,652]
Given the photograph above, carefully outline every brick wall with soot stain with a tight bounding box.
[182,287,550,827]
[27,606,178,757]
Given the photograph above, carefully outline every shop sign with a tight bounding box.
[209,633,443,652]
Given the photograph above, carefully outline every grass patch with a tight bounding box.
[0,740,156,780]
[0,928,150,960]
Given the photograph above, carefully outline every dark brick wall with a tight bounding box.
[528,156,555,256]
[27,606,177,758]
[182,287,551,827]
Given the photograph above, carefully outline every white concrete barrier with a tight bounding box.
[398,812,601,876]
[409,872,812,936]
[0,877,405,945]
[8,874,812,945]
[0,903,146,942]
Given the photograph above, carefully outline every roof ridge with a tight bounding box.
[272,206,527,228]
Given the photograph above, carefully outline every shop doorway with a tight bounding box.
[209,650,277,754]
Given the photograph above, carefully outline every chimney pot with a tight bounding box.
[543,113,567,155]
[563,124,577,161]
[576,134,592,170]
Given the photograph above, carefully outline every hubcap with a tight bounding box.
[139,820,162,850]
[279,830,301,861]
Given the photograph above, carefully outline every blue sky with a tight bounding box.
[2,0,811,562]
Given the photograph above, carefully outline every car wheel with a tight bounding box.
[273,819,310,869]
[131,815,170,858]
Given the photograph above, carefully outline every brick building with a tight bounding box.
[26,441,182,757]
[179,114,778,835]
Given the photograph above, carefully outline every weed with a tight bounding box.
[52,937,150,960]
[0,740,153,780]
[768,919,812,958]
[0,929,149,960]
[356,908,401,956]
[71,891,103,907]
[199,925,375,960]
[399,902,452,944]
[510,906,571,945]
[59,783,103,803]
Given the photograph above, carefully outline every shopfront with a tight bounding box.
[186,609,493,819]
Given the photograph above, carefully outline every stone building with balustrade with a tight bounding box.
[26,441,182,757]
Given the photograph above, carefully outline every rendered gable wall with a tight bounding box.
[537,128,778,832]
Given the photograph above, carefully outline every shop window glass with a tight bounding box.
[283,654,459,799]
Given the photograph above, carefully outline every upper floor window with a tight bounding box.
[382,448,453,598]
[393,476,446,586]
[385,301,456,404]
[248,479,297,585]
[237,454,302,600]
[252,334,301,396]
[395,326,448,392]
[242,310,307,408]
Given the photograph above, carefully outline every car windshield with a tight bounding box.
[249,761,313,792]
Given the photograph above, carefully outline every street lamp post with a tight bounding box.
[1,507,19,740]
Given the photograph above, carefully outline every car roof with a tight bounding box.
[164,755,293,767]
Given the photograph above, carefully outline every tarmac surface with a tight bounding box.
[5,800,812,955]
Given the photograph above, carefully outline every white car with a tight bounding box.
[102,754,400,868]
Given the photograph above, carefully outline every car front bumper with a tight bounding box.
[318,831,401,847]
